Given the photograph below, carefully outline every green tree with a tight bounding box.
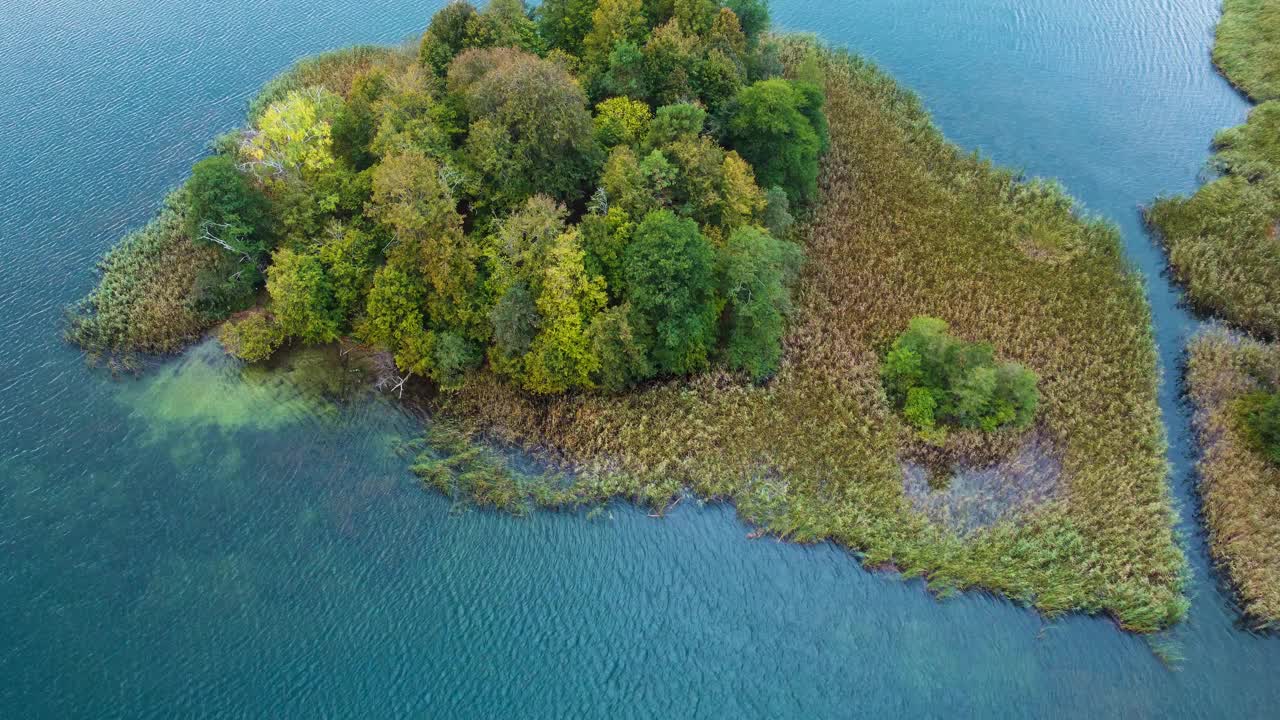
[584,0,647,68]
[331,69,388,170]
[588,302,652,390]
[716,226,802,379]
[643,20,700,105]
[623,210,720,375]
[218,309,285,362]
[522,230,608,393]
[725,79,827,205]
[240,88,342,184]
[537,0,599,56]
[267,248,341,344]
[594,96,652,147]
[420,1,478,74]
[317,223,378,319]
[450,48,601,210]
[881,317,1039,434]
[598,40,648,99]
[369,149,476,332]
[725,0,769,43]
[185,154,271,259]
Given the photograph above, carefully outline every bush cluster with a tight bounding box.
[1239,390,1280,465]
[881,317,1040,436]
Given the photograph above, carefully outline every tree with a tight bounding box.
[369,65,456,161]
[317,222,378,318]
[598,40,648,99]
[594,96,652,148]
[240,88,341,183]
[717,226,802,379]
[420,1,478,74]
[537,0,599,56]
[267,248,341,344]
[647,102,707,146]
[369,149,476,332]
[450,48,601,209]
[464,0,542,54]
[643,20,700,105]
[219,309,285,362]
[589,302,652,391]
[185,155,271,260]
[623,210,719,375]
[720,151,766,230]
[725,0,769,43]
[331,68,388,170]
[584,0,647,68]
[522,230,607,393]
[881,317,1040,434]
[725,79,827,205]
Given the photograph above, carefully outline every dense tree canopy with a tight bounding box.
[198,1,825,394]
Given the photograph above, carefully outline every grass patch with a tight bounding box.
[1213,0,1280,102]
[1186,326,1280,627]
[437,42,1187,632]
[1145,99,1280,339]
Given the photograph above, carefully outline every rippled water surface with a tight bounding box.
[0,1,1272,716]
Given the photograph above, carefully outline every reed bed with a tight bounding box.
[440,44,1187,632]
[66,192,226,371]
[1213,0,1280,102]
[1145,101,1280,338]
[1186,326,1280,626]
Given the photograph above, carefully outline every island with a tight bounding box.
[1156,0,1280,628]
[68,0,1186,632]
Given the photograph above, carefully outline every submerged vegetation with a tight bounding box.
[1186,327,1280,626]
[69,0,1189,631]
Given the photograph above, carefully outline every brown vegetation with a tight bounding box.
[1186,326,1280,626]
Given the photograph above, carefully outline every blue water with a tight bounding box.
[0,0,1269,716]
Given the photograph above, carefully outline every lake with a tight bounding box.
[0,0,1272,716]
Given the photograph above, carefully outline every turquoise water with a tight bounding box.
[0,0,1270,716]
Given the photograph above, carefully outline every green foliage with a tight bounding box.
[73,1,819,401]
[725,0,769,43]
[267,248,342,344]
[761,185,794,237]
[419,1,478,75]
[1239,390,1280,465]
[185,155,271,259]
[450,47,601,210]
[594,96,652,147]
[536,0,599,57]
[882,317,1040,434]
[218,310,285,362]
[624,210,720,375]
[726,79,827,205]
[717,226,802,379]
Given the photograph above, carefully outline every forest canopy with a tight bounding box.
[71,0,827,392]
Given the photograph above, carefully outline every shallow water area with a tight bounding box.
[1,0,1278,717]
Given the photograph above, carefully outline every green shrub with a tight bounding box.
[1239,390,1280,465]
[218,310,285,362]
[882,316,1039,433]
